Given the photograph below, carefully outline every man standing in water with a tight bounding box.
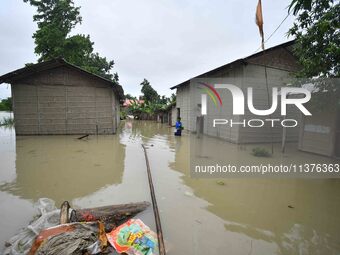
[175,117,183,136]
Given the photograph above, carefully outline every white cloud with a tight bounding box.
[0,0,295,99]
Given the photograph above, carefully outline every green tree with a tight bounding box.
[170,93,176,103]
[125,94,136,100]
[0,98,12,111]
[288,0,340,109]
[24,0,116,81]
[159,95,168,104]
[140,79,159,103]
[288,0,339,78]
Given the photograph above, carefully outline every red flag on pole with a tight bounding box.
[256,0,264,50]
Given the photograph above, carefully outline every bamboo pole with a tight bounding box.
[141,144,166,255]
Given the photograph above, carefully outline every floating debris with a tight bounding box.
[77,134,89,140]
[184,191,194,197]
[106,219,157,255]
[4,199,151,255]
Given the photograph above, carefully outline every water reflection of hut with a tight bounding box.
[0,135,125,204]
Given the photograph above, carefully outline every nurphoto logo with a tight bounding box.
[200,83,312,128]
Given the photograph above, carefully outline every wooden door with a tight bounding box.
[335,111,340,157]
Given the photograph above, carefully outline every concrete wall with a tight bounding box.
[299,110,337,157]
[176,84,191,130]
[113,94,120,131]
[175,59,300,143]
[238,64,300,143]
[12,66,120,135]
[189,75,243,143]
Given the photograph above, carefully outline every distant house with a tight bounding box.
[157,104,177,126]
[168,104,177,126]
[0,58,124,135]
[122,98,144,107]
[170,40,302,143]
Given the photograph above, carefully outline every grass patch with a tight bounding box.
[120,110,127,120]
[0,116,14,127]
[252,147,271,157]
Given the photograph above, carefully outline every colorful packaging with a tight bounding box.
[106,219,157,255]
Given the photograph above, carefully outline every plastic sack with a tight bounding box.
[3,198,60,255]
[29,221,107,255]
[106,219,157,255]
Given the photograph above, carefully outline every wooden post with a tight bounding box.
[263,51,274,155]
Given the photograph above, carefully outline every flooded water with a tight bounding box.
[0,112,340,254]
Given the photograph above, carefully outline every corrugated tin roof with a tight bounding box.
[0,58,124,99]
[170,40,296,90]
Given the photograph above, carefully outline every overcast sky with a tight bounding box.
[0,0,295,99]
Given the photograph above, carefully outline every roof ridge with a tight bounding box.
[170,40,296,90]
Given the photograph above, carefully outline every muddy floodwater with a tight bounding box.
[1,111,340,255]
